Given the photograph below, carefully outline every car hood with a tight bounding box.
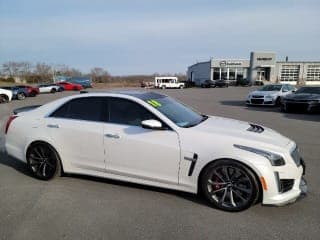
[250,90,279,96]
[190,116,291,149]
[285,93,320,100]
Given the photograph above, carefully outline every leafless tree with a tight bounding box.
[90,67,110,83]
[34,62,52,82]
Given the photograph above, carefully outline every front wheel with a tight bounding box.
[17,92,26,100]
[200,160,260,212]
[161,85,166,89]
[26,143,61,180]
[0,94,9,103]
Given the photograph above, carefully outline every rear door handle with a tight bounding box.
[105,133,120,139]
[47,124,60,128]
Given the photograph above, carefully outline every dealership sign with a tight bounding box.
[219,61,242,67]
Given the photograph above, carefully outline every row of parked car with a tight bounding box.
[246,84,320,113]
[0,81,85,104]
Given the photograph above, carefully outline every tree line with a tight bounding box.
[0,61,186,84]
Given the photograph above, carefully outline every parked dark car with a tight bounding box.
[214,79,229,88]
[201,80,216,88]
[281,86,320,113]
[236,78,252,87]
[1,86,29,100]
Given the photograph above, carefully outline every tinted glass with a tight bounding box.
[259,85,282,91]
[296,87,320,94]
[51,97,104,121]
[109,98,155,126]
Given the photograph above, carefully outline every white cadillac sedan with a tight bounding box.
[5,91,307,211]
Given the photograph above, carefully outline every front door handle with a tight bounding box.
[105,133,120,139]
[47,124,60,128]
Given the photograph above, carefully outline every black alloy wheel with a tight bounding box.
[201,160,260,212]
[26,143,61,180]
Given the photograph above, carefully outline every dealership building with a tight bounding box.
[187,51,320,85]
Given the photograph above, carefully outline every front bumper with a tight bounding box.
[246,97,276,106]
[261,153,307,206]
[283,101,320,112]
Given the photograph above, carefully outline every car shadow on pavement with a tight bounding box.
[0,151,33,177]
[68,173,213,209]
[0,151,214,209]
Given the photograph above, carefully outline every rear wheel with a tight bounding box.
[50,88,56,94]
[26,142,61,180]
[30,91,37,97]
[201,160,260,212]
[17,92,26,100]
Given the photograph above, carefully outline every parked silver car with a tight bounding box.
[246,84,296,106]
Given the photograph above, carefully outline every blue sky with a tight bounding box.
[0,0,319,75]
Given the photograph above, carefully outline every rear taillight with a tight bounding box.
[5,115,18,134]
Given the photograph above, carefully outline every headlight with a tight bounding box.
[234,144,285,166]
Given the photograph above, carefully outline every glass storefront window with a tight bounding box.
[229,68,236,80]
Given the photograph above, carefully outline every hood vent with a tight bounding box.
[247,124,264,133]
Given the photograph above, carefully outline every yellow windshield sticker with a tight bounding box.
[147,99,162,107]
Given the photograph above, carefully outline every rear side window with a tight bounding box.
[108,98,155,126]
[50,97,104,122]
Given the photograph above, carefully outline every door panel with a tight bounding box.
[103,123,180,184]
[46,118,105,171]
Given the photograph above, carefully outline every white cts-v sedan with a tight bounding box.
[5,91,307,211]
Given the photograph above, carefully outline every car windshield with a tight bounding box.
[295,87,320,94]
[145,96,207,128]
[258,85,282,91]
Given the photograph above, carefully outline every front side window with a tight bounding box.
[108,98,155,126]
[145,96,206,128]
[50,97,104,122]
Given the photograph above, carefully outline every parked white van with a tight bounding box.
[155,77,185,89]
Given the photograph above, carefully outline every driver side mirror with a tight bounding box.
[141,119,164,130]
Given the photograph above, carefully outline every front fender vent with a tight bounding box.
[247,124,264,133]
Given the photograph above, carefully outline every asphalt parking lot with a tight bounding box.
[0,87,319,240]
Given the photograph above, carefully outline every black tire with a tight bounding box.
[275,97,281,106]
[180,85,184,89]
[26,142,62,180]
[161,85,166,89]
[200,160,260,212]
[280,103,288,112]
[17,92,26,100]
[30,91,37,97]
[0,94,9,103]
[50,88,56,94]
